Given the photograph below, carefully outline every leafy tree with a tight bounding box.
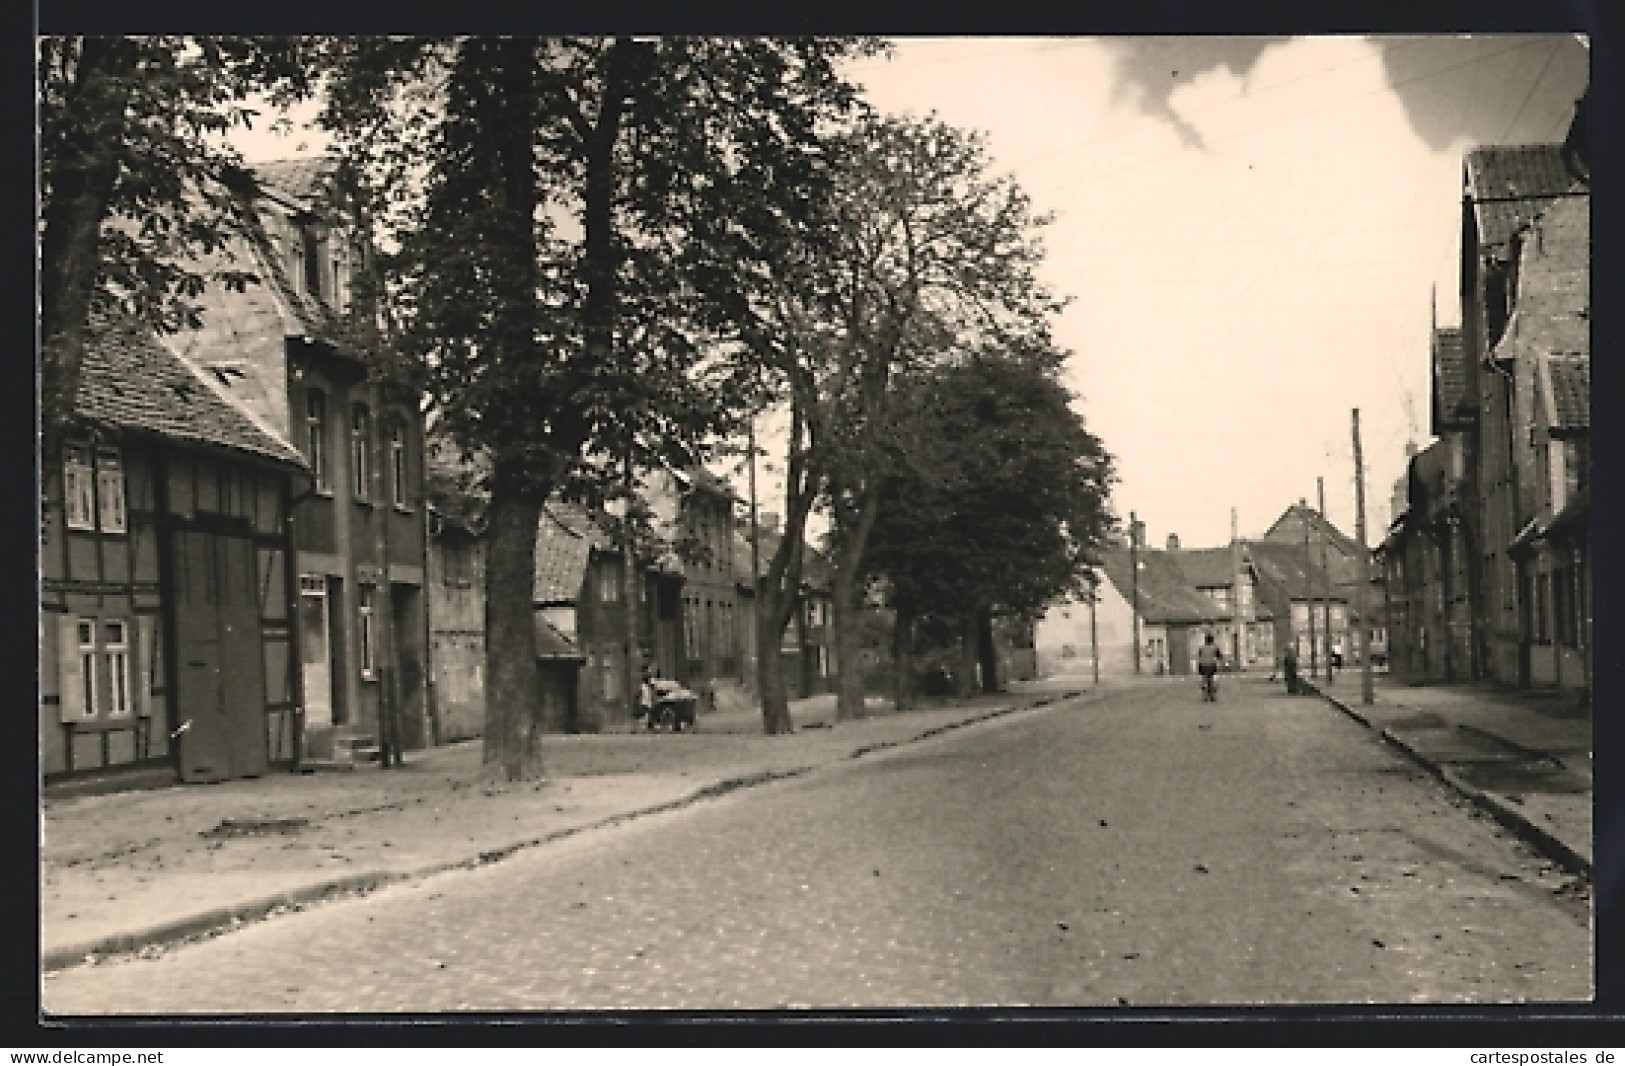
[750,113,1063,723]
[320,37,872,772]
[38,36,312,466]
[866,347,1115,704]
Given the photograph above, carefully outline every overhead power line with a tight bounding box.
[1032,37,1553,198]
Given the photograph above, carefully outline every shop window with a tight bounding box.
[351,404,371,501]
[306,389,329,491]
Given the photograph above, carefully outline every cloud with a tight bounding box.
[1099,37,1290,149]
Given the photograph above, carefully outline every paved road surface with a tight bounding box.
[44,678,1590,1012]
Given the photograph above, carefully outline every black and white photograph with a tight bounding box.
[37,34,1593,1015]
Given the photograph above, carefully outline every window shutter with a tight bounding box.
[57,616,90,722]
[136,615,155,717]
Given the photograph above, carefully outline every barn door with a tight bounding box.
[172,529,268,782]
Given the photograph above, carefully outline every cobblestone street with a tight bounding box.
[43,680,1591,1013]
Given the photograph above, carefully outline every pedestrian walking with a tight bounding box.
[1283,642,1299,695]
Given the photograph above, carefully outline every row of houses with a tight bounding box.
[1035,505,1382,681]
[1379,108,1590,701]
[42,158,841,786]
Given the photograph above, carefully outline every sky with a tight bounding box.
[233,35,1590,550]
[842,36,1589,549]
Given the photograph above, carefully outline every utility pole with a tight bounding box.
[1130,511,1141,676]
[1353,409,1374,704]
[1231,506,1245,670]
[1302,496,1317,681]
[1317,476,1333,685]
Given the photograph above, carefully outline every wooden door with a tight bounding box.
[172,529,268,782]
[298,576,333,728]
[1167,624,1191,674]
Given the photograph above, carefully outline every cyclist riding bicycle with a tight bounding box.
[1196,632,1223,701]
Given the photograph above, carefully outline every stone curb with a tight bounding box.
[1305,683,1592,880]
[43,690,1087,974]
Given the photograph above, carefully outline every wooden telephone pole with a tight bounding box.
[1302,497,1317,680]
[1353,409,1374,704]
[1129,511,1141,675]
[1231,506,1245,669]
[1317,476,1333,685]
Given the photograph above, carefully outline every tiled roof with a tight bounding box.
[1246,540,1343,603]
[1431,327,1472,431]
[1465,144,1578,253]
[533,615,584,661]
[1170,546,1238,588]
[533,503,608,604]
[1262,503,1360,557]
[254,158,333,207]
[74,313,309,469]
[1544,353,1590,431]
[1098,548,1225,626]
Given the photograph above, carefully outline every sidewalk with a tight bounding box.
[1303,673,1591,877]
[41,687,1098,972]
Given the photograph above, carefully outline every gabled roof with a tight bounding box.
[1263,503,1360,557]
[1431,327,1474,432]
[1246,540,1344,603]
[533,503,609,605]
[74,313,308,470]
[1543,352,1590,433]
[1464,144,1579,254]
[1098,548,1225,626]
[1492,195,1589,367]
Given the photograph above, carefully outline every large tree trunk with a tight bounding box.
[830,567,868,720]
[755,586,794,734]
[830,483,881,721]
[892,599,917,712]
[977,609,1000,694]
[39,37,139,468]
[957,609,981,699]
[482,470,548,780]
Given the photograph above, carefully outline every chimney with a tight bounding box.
[1166,532,1180,552]
[1130,517,1146,548]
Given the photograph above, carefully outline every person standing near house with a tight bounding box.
[1197,632,1223,700]
[636,665,655,729]
[1282,642,1299,695]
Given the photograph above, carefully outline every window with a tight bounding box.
[351,404,371,501]
[358,584,376,678]
[306,389,328,491]
[63,445,95,530]
[390,422,408,509]
[76,619,98,717]
[104,620,131,717]
[301,224,324,301]
[599,562,621,603]
[95,448,127,533]
[601,648,620,701]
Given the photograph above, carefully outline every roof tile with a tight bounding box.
[75,313,308,469]
[1466,144,1579,252]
